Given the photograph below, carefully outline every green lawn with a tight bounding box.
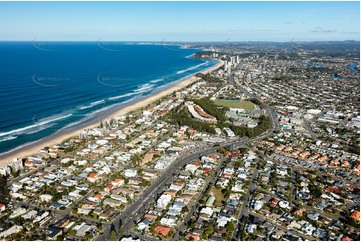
[213,100,255,110]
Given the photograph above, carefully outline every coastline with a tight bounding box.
[0,60,224,166]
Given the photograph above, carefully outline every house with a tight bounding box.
[129,177,143,186]
[350,210,360,222]
[269,198,280,207]
[185,164,198,174]
[342,236,353,241]
[200,207,213,219]
[124,169,138,178]
[154,225,171,236]
[0,203,5,212]
[76,224,92,237]
[217,215,232,227]
[307,213,320,221]
[22,210,38,220]
[278,201,290,209]
[104,184,115,192]
[144,214,158,221]
[186,233,199,241]
[53,218,70,228]
[46,226,63,240]
[169,183,184,192]
[251,200,263,211]
[326,186,341,195]
[120,237,140,241]
[137,219,150,232]
[103,198,122,206]
[114,188,135,198]
[110,194,127,203]
[9,207,27,219]
[87,173,99,183]
[78,208,91,215]
[157,194,172,209]
[272,229,285,240]
[0,225,22,239]
[163,190,177,197]
[160,217,177,227]
[302,222,316,236]
[99,209,112,220]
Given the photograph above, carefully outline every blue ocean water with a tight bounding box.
[0,42,218,154]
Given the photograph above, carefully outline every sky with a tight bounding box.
[0,1,359,41]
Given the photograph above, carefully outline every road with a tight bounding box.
[172,156,227,240]
[232,167,259,240]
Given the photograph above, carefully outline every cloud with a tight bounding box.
[339,31,360,35]
[312,27,336,33]
[284,21,292,24]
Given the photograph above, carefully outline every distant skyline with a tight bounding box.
[0,1,359,41]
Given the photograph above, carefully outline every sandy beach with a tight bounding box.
[0,61,224,166]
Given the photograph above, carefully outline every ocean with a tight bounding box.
[0,42,218,154]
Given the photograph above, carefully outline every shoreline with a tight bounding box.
[0,60,224,166]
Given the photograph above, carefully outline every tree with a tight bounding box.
[79,190,87,196]
[226,221,235,232]
[0,175,10,203]
[56,235,64,241]
[108,230,117,241]
[309,184,322,197]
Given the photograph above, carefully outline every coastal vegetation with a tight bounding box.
[163,97,271,138]
[163,107,216,134]
[196,73,224,84]
[191,98,228,122]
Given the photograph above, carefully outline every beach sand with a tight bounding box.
[0,61,224,166]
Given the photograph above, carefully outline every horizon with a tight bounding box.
[0,1,359,42]
[1,40,360,43]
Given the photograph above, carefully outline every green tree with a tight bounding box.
[0,175,10,203]
[309,184,322,197]
[108,231,117,241]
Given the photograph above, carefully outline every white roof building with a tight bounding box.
[185,164,198,174]
[217,216,231,227]
[278,201,290,209]
[0,225,22,239]
[200,207,213,217]
[22,210,37,220]
[40,194,53,202]
[160,217,177,227]
[157,194,172,209]
[223,128,235,137]
[124,169,137,178]
[251,200,263,211]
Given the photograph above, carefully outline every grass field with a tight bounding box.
[213,100,255,110]
[210,187,225,206]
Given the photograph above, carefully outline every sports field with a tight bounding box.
[213,100,255,110]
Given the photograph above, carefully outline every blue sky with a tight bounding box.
[0,1,359,41]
